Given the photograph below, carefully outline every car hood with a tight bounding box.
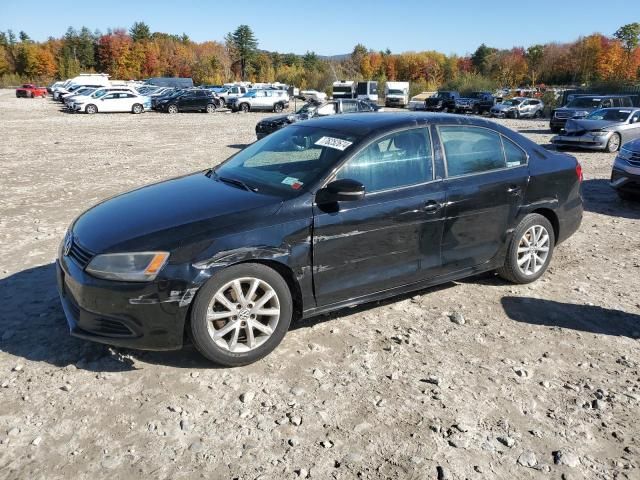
[564,118,621,133]
[260,114,291,124]
[492,103,516,111]
[72,172,283,253]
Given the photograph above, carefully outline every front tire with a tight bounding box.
[206,103,216,113]
[85,104,97,114]
[190,263,293,366]
[239,103,250,113]
[167,104,179,114]
[606,133,621,153]
[132,103,143,114]
[273,102,284,113]
[498,214,555,284]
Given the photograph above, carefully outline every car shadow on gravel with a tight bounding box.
[0,263,139,372]
[581,179,640,219]
[502,296,640,339]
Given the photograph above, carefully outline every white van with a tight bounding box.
[356,81,378,102]
[385,81,410,108]
[53,74,111,100]
[332,80,355,99]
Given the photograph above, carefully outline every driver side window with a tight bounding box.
[335,128,433,192]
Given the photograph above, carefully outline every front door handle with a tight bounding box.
[422,200,442,213]
[507,185,521,196]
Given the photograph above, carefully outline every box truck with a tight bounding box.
[332,80,355,99]
[385,81,410,108]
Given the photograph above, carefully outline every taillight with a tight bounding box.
[576,162,583,183]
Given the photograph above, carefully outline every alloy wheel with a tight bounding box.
[516,225,550,276]
[206,277,280,353]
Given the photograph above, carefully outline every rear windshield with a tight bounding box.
[566,97,602,108]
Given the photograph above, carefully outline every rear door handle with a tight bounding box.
[507,185,521,195]
[422,200,442,213]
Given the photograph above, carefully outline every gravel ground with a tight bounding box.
[0,89,639,480]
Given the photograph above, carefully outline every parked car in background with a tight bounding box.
[16,84,48,98]
[551,108,640,152]
[63,87,98,109]
[425,91,460,112]
[384,81,410,108]
[611,138,640,200]
[48,81,64,94]
[218,85,250,105]
[74,91,151,114]
[550,95,633,133]
[332,80,355,99]
[255,98,381,139]
[454,91,496,115]
[156,89,221,114]
[408,91,437,111]
[227,90,289,113]
[490,97,544,119]
[52,73,110,99]
[70,87,137,111]
[300,90,328,103]
[144,77,193,89]
[57,112,583,366]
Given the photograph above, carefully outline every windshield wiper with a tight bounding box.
[208,170,257,192]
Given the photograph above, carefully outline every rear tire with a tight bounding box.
[273,102,284,113]
[167,104,178,114]
[497,213,555,284]
[85,104,97,114]
[190,263,293,366]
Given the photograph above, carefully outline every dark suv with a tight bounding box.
[156,89,221,114]
[550,95,633,133]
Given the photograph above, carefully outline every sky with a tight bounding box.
[1,0,639,56]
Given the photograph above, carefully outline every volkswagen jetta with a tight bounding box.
[57,113,583,366]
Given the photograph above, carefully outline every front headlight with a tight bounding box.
[86,252,169,282]
[590,131,609,137]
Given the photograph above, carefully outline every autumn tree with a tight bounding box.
[471,43,496,75]
[225,25,257,80]
[525,44,544,86]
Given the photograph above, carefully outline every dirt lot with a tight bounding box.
[0,89,639,480]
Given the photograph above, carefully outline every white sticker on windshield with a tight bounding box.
[507,161,521,167]
[620,110,631,113]
[315,136,353,151]
[282,177,303,190]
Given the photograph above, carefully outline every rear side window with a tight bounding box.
[336,128,433,192]
[342,101,358,113]
[502,137,528,167]
[439,126,506,176]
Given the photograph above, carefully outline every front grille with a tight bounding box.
[554,111,573,119]
[93,318,134,337]
[68,239,94,269]
[627,157,640,168]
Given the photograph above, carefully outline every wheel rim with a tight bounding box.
[206,277,280,353]
[516,225,550,276]
[275,104,282,112]
[609,135,620,152]
[241,104,248,112]
[169,105,177,114]
[206,104,214,113]
[134,105,142,113]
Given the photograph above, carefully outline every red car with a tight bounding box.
[16,84,48,98]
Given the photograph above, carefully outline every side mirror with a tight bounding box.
[316,179,365,204]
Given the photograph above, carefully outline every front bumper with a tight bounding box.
[56,255,195,351]
[551,133,610,150]
[611,159,640,193]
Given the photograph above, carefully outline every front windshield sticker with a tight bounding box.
[620,110,631,113]
[282,177,303,190]
[315,136,353,151]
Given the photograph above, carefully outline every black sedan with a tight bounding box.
[256,98,381,139]
[57,113,583,366]
[611,138,640,200]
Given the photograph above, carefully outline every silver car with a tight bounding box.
[551,108,640,153]
[490,97,544,119]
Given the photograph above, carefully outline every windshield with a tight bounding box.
[296,103,317,114]
[214,125,361,196]
[566,97,601,108]
[387,89,404,95]
[502,99,521,106]
[91,89,108,98]
[585,108,632,122]
[436,92,452,99]
[334,86,353,93]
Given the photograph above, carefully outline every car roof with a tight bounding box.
[300,112,505,137]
